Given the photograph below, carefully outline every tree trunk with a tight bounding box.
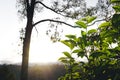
[20,20,33,80]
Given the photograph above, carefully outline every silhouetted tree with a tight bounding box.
[16,0,114,80]
[16,0,87,80]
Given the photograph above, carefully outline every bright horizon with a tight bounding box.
[0,0,97,64]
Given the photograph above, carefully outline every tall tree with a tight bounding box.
[17,0,87,80]
[16,0,113,80]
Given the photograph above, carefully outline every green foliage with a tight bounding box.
[82,16,97,24]
[111,0,120,12]
[111,0,120,3]
[99,22,111,28]
[61,40,76,50]
[63,52,72,59]
[113,6,120,12]
[59,4,120,79]
[0,65,16,80]
[76,16,97,29]
[112,14,120,29]
[75,21,87,29]
[87,29,97,35]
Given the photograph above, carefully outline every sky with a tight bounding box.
[0,0,97,64]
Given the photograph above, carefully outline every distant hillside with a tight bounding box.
[0,63,66,80]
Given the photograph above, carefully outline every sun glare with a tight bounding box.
[29,35,66,63]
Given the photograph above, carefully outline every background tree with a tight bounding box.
[16,0,115,80]
[16,0,87,80]
[0,64,16,80]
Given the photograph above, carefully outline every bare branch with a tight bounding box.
[33,19,79,28]
[88,19,106,26]
[35,1,57,13]
[34,26,39,35]
[54,0,71,12]
[35,1,70,18]
[33,19,107,29]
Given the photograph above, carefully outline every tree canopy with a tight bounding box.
[59,0,120,80]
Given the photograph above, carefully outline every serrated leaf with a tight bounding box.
[75,21,87,29]
[63,52,72,58]
[88,29,97,35]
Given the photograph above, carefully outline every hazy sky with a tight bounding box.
[0,0,97,64]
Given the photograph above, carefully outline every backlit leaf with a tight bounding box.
[81,30,86,37]
[65,34,76,39]
[113,6,120,12]
[58,57,67,61]
[72,49,80,53]
[63,52,72,58]
[88,29,97,35]
[61,40,75,50]
[87,16,97,23]
[75,21,87,29]
[99,22,111,28]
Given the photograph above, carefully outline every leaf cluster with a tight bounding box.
[58,1,120,79]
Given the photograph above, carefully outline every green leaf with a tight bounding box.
[77,51,85,58]
[63,52,72,58]
[65,34,76,39]
[111,0,120,3]
[72,49,80,53]
[81,17,87,21]
[81,30,87,46]
[58,57,67,61]
[81,30,86,37]
[87,16,97,23]
[112,14,120,29]
[113,6,120,12]
[88,29,97,35]
[99,22,111,28]
[100,29,117,38]
[58,57,68,63]
[90,51,106,58]
[61,40,75,50]
[60,59,68,63]
[75,21,87,29]
[61,40,70,47]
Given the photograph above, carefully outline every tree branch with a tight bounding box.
[35,1,57,13]
[53,0,71,12]
[88,19,106,26]
[33,19,79,28]
[33,19,107,29]
[35,1,69,18]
